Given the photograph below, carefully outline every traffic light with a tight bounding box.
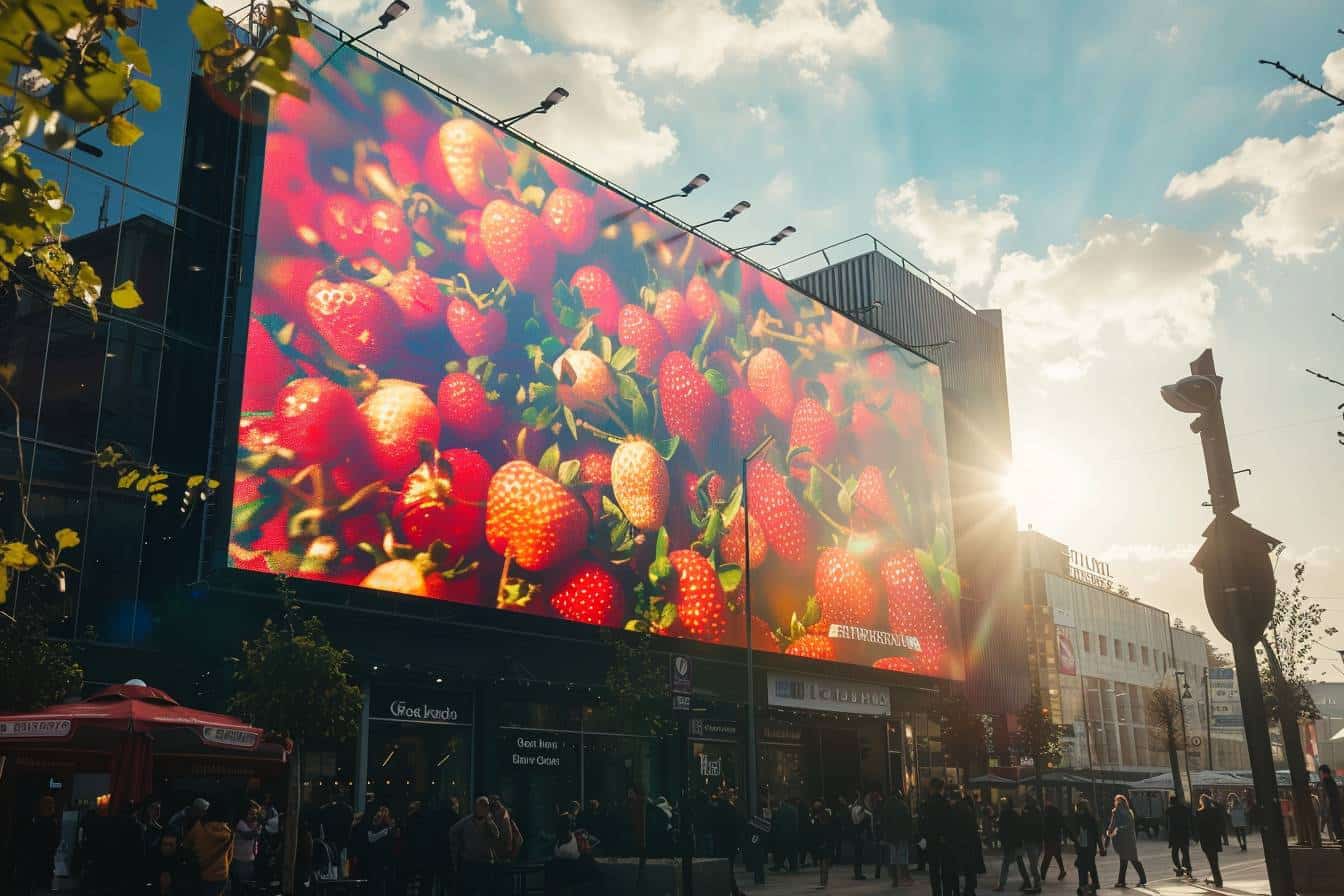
[1160,349,1238,514]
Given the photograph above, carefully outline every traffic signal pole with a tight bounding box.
[1162,349,1295,896]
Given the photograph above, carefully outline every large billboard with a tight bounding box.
[228,28,963,677]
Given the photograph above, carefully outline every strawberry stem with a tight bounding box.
[576,418,626,444]
[496,552,513,607]
[808,461,847,491]
[602,400,634,438]
[757,327,812,346]
[815,506,858,537]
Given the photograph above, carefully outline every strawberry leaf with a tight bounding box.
[932,526,949,566]
[659,602,678,630]
[498,577,534,609]
[941,567,962,601]
[703,367,729,397]
[717,563,743,594]
[721,483,743,526]
[655,527,670,564]
[557,459,582,487]
[801,596,822,628]
[914,548,940,594]
[562,406,579,441]
[718,289,740,319]
[653,436,681,462]
[648,556,672,587]
[610,345,637,372]
[538,444,561,478]
[625,619,651,632]
[700,509,724,548]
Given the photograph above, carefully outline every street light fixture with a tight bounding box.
[499,87,570,128]
[662,200,751,247]
[731,225,796,253]
[313,1,411,74]
[648,174,711,206]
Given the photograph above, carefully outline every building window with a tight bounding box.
[1083,631,1092,652]
[1128,642,1136,662]
[1142,646,1150,665]
[1099,637,1108,657]
[1114,639,1122,659]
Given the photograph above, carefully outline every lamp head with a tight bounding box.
[541,87,569,111]
[723,200,751,221]
[770,225,797,244]
[1160,375,1220,416]
[682,173,710,195]
[379,0,410,27]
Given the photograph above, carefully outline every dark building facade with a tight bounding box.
[786,240,1029,717]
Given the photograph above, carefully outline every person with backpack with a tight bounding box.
[1069,799,1101,896]
[849,791,875,880]
[185,803,233,896]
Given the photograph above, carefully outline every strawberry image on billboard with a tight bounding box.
[229,29,964,678]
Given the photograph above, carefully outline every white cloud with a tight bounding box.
[415,0,491,44]
[1154,25,1180,46]
[1166,113,1344,260]
[874,178,1019,289]
[516,0,895,84]
[1259,49,1344,112]
[986,217,1239,371]
[746,104,771,123]
[765,172,795,202]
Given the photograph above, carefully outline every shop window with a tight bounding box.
[1082,631,1091,652]
[1128,642,1136,662]
[583,733,664,843]
[1098,637,1107,657]
[1142,646,1150,665]
[1114,639,1122,659]
[365,722,471,822]
[36,308,109,452]
[494,729,579,861]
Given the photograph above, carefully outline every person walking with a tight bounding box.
[1195,794,1224,888]
[714,790,742,894]
[185,803,234,896]
[15,795,62,896]
[814,804,839,890]
[918,778,958,896]
[1070,800,1101,896]
[771,795,799,872]
[1040,795,1066,883]
[881,789,916,886]
[1105,794,1146,888]
[990,796,1031,893]
[1165,796,1193,878]
[1019,796,1043,893]
[1320,765,1343,847]
[230,801,262,890]
[451,797,505,896]
[365,805,397,896]
[850,791,874,880]
[949,790,987,896]
[1227,795,1249,851]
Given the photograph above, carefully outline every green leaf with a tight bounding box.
[721,483,743,526]
[659,602,678,629]
[648,557,672,587]
[932,526,949,566]
[117,34,152,75]
[610,345,637,372]
[653,436,680,462]
[557,459,581,487]
[630,391,651,434]
[941,568,962,601]
[538,443,560,478]
[717,564,742,594]
[719,289,740,319]
[109,280,143,310]
[189,3,232,50]
[562,405,579,441]
[914,548,939,593]
[703,367,729,397]
[106,115,144,147]
[655,527,670,564]
[701,509,723,547]
[616,373,642,402]
[129,79,162,112]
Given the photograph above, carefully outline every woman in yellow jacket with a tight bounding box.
[186,804,234,896]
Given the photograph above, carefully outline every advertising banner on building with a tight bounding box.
[766,673,891,716]
[227,27,963,677]
[1056,626,1078,677]
[1208,667,1242,728]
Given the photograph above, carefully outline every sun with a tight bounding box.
[998,452,1090,526]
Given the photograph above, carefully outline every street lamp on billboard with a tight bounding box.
[741,433,774,818]
[731,226,796,253]
[314,1,411,74]
[499,87,570,128]
[663,201,751,247]
[649,174,712,206]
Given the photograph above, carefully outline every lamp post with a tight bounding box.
[663,201,751,246]
[498,87,570,128]
[1203,668,1214,770]
[742,434,774,817]
[649,174,711,206]
[313,1,410,74]
[1174,670,1195,800]
[731,226,796,254]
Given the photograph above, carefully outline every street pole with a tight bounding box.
[1174,671,1194,801]
[681,715,694,896]
[1080,680,1100,812]
[1203,669,1213,770]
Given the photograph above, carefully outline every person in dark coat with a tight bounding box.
[991,796,1032,893]
[713,791,743,895]
[812,804,839,889]
[1322,766,1343,847]
[1018,797,1043,893]
[918,778,959,896]
[797,797,814,869]
[948,791,987,896]
[1069,799,1101,896]
[1165,796,1193,878]
[365,806,396,896]
[881,790,916,885]
[771,797,800,872]
[16,795,62,895]
[1195,794,1224,888]
[1039,795,1066,882]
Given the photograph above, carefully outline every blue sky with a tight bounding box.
[312,0,1344,674]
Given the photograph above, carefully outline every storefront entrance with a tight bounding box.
[365,686,473,819]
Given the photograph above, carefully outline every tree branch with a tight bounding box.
[1259,59,1344,105]
[1306,368,1344,389]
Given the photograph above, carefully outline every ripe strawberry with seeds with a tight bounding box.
[726,388,766,455]
[394,448,492,553]
[455,209,491,274]
[746,347,795,422]
[381,88,437,149]
[274,377,365,466]
[745,456,808,564]
[882,550,947,676]
[385,263,443,334]
[318,194,370,258]
[241,318,294,413]
[259,255,325,313]
[485,460,589,571]
[366,200,412,266]
[653,288,698,350]
[360,381,440,481]
[851,401,888,444]
[668,549,726,642]
[426,119,508,208]
[446,297,507,357]
[852,465,897,529]
[542,187,597,254]
[610,439,670,531]
[685,274,725,335]
[657,351,722,462]
[617,305,668,377]
[785,633,836,660]
[553,348,616,414]
[550,561,622,626]
[569,265,625,334]
[437,371,504,445]
[788,397,838,478]
[720,509,767,570]
[873,656,917,673]
[814,546,876,626]
[305,277,401,366]
[479,199,557,295]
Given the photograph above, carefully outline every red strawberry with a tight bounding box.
[446,297,507,357]
[385,264,443,334]
[788,397,838,478]
[485,460,589,571]
[479,199,557,295]
[274,377,363,465]
[853,466,896,528]
[746,347,795,422]
[554,348,616,413]
[436,372,504,444]
[720,510,767,570]
[657,351,722,461]
[393,448,492,553]
[550,561,622,626]
[359,381,440,481]
[610,439,669,531]
[382,141,422,188]
[274,90,347,150]
[866,352,897,405]
[685,274,725,335]
[259,255,325,313]
[814,546,876,626]
[241,318,293,412]
[305,278,401,366]
[653,288,697,350]
[318,194,370,258]
[668,549,726,642]
[426,119,507,208]
[381,89,437,149]
[569,265,625,334]
[882,551,947,675]
[873,656,918,674]
[361,559,452,598]
[579,446,614,487]
[725,388,766,455]
[887,388,923,438]
[760,275,797,323]
[261,134,317,238]
[785,633,835,660]
[542,187,597,254]
[745,457,808,564]
[617,305,669,377]
[539,155,581,191]
[455,209,491,274]
[725,612,779,652]
[852,401,888,444]
[366,200,412,266]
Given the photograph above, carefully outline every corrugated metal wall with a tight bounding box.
[793,251,1030,715]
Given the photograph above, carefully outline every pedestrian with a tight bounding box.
[850,790,874,880]
[990,796,1031,893]
[881,789,916,886]
[814,804,839,890]
[1040,795,1066,883]
[870,790,886,880]
[1164,795,1193,878]
[141,800,164,855]
[918,778,959,896]
[648,796,674,858]
[1105,794,1146,888]
[451,797,506,896]
[715,792,742,895]
[1069,799,1101,896]
[798,795,814,869]
[14,795,62,895]
[1196,794,1224,888]
[185,802,234,896]
[318,787,354,877]
[231,801,262,890]
[981,801,998,850]
[949,790,987,896]
[402,800,435,896]
[492,796,525,862]
[1320,765,1343,847]
[149,829,195,896]
[364,805,397,896]
[1227,794,1248,851]
[1019,796,1043,893]
[430,795,463,893]
[771,795,799,872]
[168,797,209,838]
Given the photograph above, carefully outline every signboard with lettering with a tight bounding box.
[670,655,693,695]
[689,719,739,741]
[1208,668,1242,728]
[370,687,472,726]
[0,719,72,739]
[510,733,564,769]
[201,725,260,749]
[1068,549,1113,590]
[766,673,891,717]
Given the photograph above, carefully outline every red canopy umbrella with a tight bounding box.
[0,680,286,810]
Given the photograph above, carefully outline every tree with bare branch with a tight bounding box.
[1147,687,1187,807]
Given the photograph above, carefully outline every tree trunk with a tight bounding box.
[285,743,301,894]
[1262,643,1320,847]
[1168,742,1186,806]
[1034,755,1044,803]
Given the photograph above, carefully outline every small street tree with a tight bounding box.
[229,578,362,894]
[0,601,82,713]
[939,693,989,785]
[601,628,675,739]
[1147,686,1187,807]
[1015,692,1063,800]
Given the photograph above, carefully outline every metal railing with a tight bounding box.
[773,233,979,314]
